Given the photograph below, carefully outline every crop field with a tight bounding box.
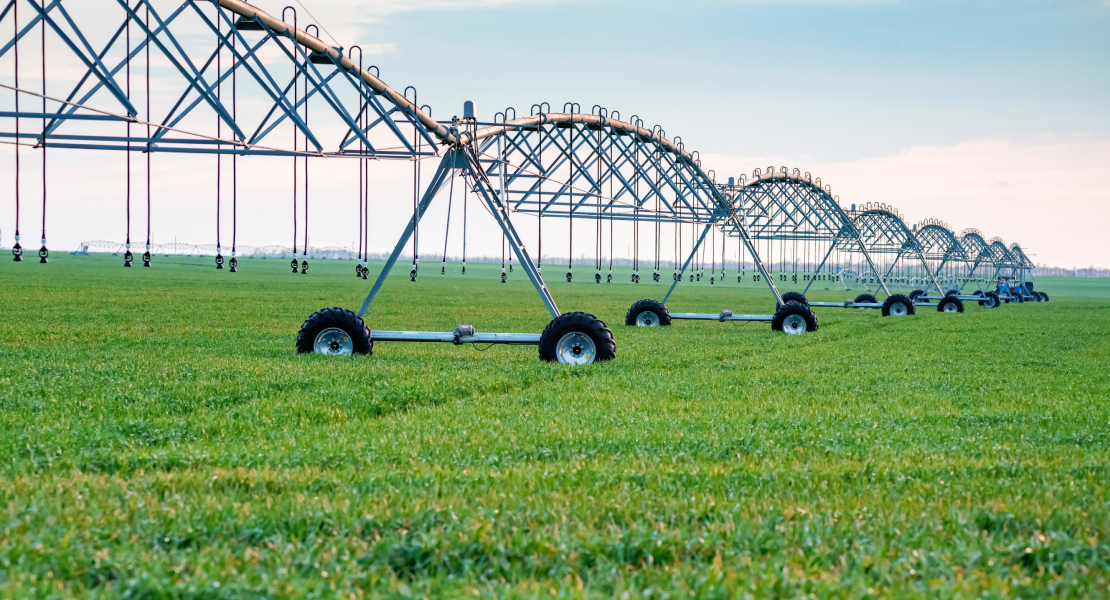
[1,253,1108,599]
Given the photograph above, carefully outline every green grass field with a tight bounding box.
[1,254,1108,599]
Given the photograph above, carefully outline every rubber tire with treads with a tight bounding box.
[296,307,373,355]
[1040,292,1050,302]
[780,291,808,306]
[624,299,671,327]
[882,294,916,317]
[937,296,965,313]
[854,293,878,304]
[539,312,616,363]
[771,300,818,334]
[908,289,926,303]
[982,292,1001,308]
[1012,293,1024,303]
[945,289,959,297]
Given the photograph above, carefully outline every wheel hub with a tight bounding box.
[943,303,958,313]
[782,314,807,335]
[555,332,596,365]
[314,327,354,356]
[635,310,658,327]
[890,302,908,316]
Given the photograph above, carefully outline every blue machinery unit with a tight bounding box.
[0,0,1044,363]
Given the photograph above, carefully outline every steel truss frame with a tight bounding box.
[915,223,967,287]
[357,112,790,337]
[955,230,1003,293]
[1005,244,1038,300]
[910,221,980,302]
[0,0,444,158]
[461,112,788,322]
[725,168,890,297]
[841,206,943,298]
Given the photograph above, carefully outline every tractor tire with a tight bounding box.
[625,299,671,327]
[854,293,878,304]
[882,294,916,317]
[771,300,818,334]
[937,296,965,313]
[296,307,373,355]
[539,312,616,364]
[780,291,809,306]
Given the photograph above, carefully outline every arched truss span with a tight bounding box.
[721,167,892,296]
[849,208,923,255]
[913,221,977,292]
[462,111,726,226]
[988,238,1016,267]
[957,230,1006,289]
[959,230,991,264]
[459,118,890,301]
[1009,244,1034,270]
[0,0,444,157]
[916,222,968,263]
[845,205,942,292]
[728,167,859,246]
[447,109,791,309]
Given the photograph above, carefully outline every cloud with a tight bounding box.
[362,43,395,54]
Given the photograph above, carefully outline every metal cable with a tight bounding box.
[12,0,19,258]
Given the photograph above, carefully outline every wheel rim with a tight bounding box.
[890,302,908,316]
[943,303,958,313]
[986,297,996,308]
[313,327,354,356]
[635,310,658,327]
[555,332,596,365]
[782,314,807,335]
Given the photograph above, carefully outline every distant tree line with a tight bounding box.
[1034,266,1110,278]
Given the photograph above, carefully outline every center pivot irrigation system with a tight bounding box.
[1,0,1047,363]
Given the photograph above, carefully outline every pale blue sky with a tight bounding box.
[330,0,1110,161]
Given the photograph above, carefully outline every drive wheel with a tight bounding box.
[624,299,671,327]
[982,292,1000,308]
[937,297,964,313]
[771,300,818,335]
[908,289,926,303]
[780,291,808,306]
[296,307,373,355]
[539,312,616,364]
[882,294,916,317]
[1039,292,1049,302]
[853,293,877,305]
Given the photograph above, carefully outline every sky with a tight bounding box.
[1,0,1108,268]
